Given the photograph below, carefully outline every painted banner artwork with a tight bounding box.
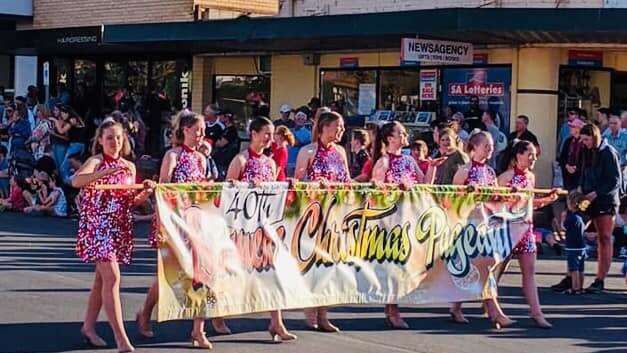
[155,183,532,321]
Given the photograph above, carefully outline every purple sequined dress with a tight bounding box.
[307,142,349,182]
[507,168,536,255]
[384,153,419,184]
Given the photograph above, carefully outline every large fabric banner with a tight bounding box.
[155,183,532,321]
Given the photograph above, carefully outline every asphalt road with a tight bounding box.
[0,212,625,353]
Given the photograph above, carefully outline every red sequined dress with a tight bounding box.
[76,154,136,264]
[148,145,206,248]
[464,160,497,187]
[506,168,536,255]
[384,152,419,184]
[307,142,349,182]
[240,148,275,183]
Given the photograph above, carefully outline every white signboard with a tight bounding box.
[401,38,473,65]
[358,83,376,115]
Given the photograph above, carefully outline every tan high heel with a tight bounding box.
[317,307,340,333]
[304,308,319,330]
[211,318,232,335]
[190,331,213,349]
[491,314,516,330]
[449,309,469,324]
[80,329,108,348]
[268,325,298,342]
[136,312,154,338]
[385,305,409,329]
[530,315,553,329]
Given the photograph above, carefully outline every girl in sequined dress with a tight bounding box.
[371,121,432,329]
[226,117,297,342]
[294,111,350,333]
[73,120,154,353]
[449,130,512,329]
[497,140,558,329]
[137,111,224,349]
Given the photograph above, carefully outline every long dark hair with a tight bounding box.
[580,123,601,168]
[498,139,532,174]
[373,121,400,165]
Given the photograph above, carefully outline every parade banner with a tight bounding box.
[155,183,532,321]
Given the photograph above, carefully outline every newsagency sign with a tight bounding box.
[401,38,473,65]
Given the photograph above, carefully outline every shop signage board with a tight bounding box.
[568,50,603,67]
[340,57,360,68]
[473,53,489,65]
[420,70,437,101]
[401,38,473,65]
[441,66,512,135]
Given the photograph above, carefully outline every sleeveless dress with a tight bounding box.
[307,142,349,182]
[148,145,206,248]
[464,160,497,187]
[384,153,419,184]
[506,168,536,255]
[241,148,275,183]
[76,155,135,264]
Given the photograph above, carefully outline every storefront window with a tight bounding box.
[152,61,179,108]
[321,69,377,117]
[104,61,126,112]
[73,59,98,122]
[379,69,420,112]
[558,67,611,121]
[128,61,148,107]
[214,75,271,134]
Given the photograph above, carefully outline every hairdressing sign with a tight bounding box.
[401,38,474,65]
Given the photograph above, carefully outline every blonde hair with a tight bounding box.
[91,120,132,157]
[566,190,587,212]
[171,110,203,147]
[34,104,50,119]
[312,111,342,142]
[275,125,295,146]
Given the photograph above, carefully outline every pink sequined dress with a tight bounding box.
[148,145,206,248]
[76,154,136,265]
[384,153,419,184]
[464,160,497,187]
[506,168,536,255]
[240,148,275,183]
[307,142,349,182]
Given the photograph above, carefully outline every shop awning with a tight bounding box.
[100,8,627,52]
[6,8,627,55]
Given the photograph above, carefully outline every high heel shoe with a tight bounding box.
[136,312,154,338]
[191,331,213,349]
[80,329,108,348]
[491,314,516,330]
[117,346,135,353]
[268,325,298,342]
[211,318,232,335]
[317,308,340,333]
[304,308,319,330]
[530,315,553,329]
[385,315,410,329]
[449,310,469,324]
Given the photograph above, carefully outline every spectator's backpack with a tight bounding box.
[9,149,35,177]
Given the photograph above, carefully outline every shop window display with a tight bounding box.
[213,75,271,137]
[321,69,377,118]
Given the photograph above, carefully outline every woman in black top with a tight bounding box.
[558,119,584,191]
[579,123,621,293]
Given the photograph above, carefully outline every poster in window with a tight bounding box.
[358,83,376,115]
[441,67,512,134]
[420,70,437,101]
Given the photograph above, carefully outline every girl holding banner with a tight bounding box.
[73,120,154,353]
[137,110,224,349]
[498,139,557,329]
[449,130,514,329]
[371,121,429,329]
[294,110,350,332]
[226,116,297,342]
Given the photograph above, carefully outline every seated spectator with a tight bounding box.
[0,175,26,212]
[0,145,8,198]
[25,174,67,217]
[35,145,58,179]
[22,173,48,209]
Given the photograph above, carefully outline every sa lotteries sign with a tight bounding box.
[401,38,474,65]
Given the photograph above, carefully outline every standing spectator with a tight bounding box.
[203,104,224,144]
[0,145,8,197]
[434,128,468,185]
[603,114,627,166]
[562,191,588,295]
[558,109,581,156]
[7,103,31,157]
[287,110,311,175]
[198,139,218,181]
[450,112,470,144]
[272,126,295,181]
[60,106,88,182]
[579,124,621,293]
[213,110,240,179]
[596,107,611,135]
[49,104,70,169]
[26,104,53,160]
[15,97,36,131]
[482,110,507,170]
[26,85,40,109]
[307,97,321,120]
[463,95,486,132]
[349,129,370,179]
[509,115,541,156]
[558,118,585,191]
[274,104,295,128]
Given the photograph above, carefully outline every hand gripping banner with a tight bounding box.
[154,183,532,321]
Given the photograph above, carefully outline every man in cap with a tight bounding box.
[274,104,295,128]
[203,104,224,146]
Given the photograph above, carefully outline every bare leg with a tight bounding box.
[384,304,408,329]
[594,215,615,281]
[570,271,581,291]
[190,318,212,348]
[269,310,297,340]
[211,317,231,335]
[97,261,134,352]
[317,307,339,332]
[449,302,468,323]
[137,280,157,337]
[80,270,106,346]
